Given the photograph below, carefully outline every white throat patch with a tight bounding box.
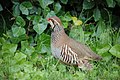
[48,20,54,28]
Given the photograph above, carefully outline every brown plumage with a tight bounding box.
[47,16,102,70]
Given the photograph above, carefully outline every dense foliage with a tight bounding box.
[0,0,120,80]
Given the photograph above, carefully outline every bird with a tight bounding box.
[47,16,102,70]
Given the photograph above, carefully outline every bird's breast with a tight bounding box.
[51,44,62,59]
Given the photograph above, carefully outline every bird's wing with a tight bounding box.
[67,38,102,60]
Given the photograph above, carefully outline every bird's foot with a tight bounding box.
[78,60,93,70]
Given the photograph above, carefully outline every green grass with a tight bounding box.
[0,28,120,80]
[31,55,119,80]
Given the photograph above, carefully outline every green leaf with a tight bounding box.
[20,1,33,15]
[29,6,40,15]
[93,8,101,21]
[11,0,19,4]
[54,2,61,13]
[83,0,95,9]
[99,32,112,45]
[60,0,68,4]
[43,7,50,17]
[21,1,33,9]
[37,7,42,15]
[102,53,112,62]
[10,65,21,73]
[69,27,85,43]
[2,43,17,54]
[21,41,29,51]
[21,40,35,56]
[0,4,3,11]
[30,53,38,63]
[33,22,47,35]
[38,0,53,9]
[60,12,72,21]
[62,21,68,28]
[12,25,26,37]
[27,15,35,20]
[96,20,106,37]
[32,15,41,25]
[46,11,56,19]
[115,0,120,6]
[35,33,50,54]
[109,44,120,58]
[16,16,26,27]
[10,35,27,44]
[60,12,72,28]
[97,45,111,54]
[24,46,35,56]
[106,0,116,7]
[23,63,33,73]
[20,6,28,15]
[6,30,26,44]
[13,4,20,16]
[9,44,18,54]
[14,52,27,61]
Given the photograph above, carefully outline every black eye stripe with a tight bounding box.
[50,19,54,23]
[51,19,59,25]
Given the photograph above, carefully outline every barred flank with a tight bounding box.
[60,44,78,65]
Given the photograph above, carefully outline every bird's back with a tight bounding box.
[67,37,102,60]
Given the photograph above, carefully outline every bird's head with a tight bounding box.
[47,16,62,29]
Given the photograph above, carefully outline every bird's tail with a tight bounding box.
[93,54,102,61]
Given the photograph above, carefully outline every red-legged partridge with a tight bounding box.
[47,16,102,70]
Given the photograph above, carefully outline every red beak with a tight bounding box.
[47,18,51,21]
